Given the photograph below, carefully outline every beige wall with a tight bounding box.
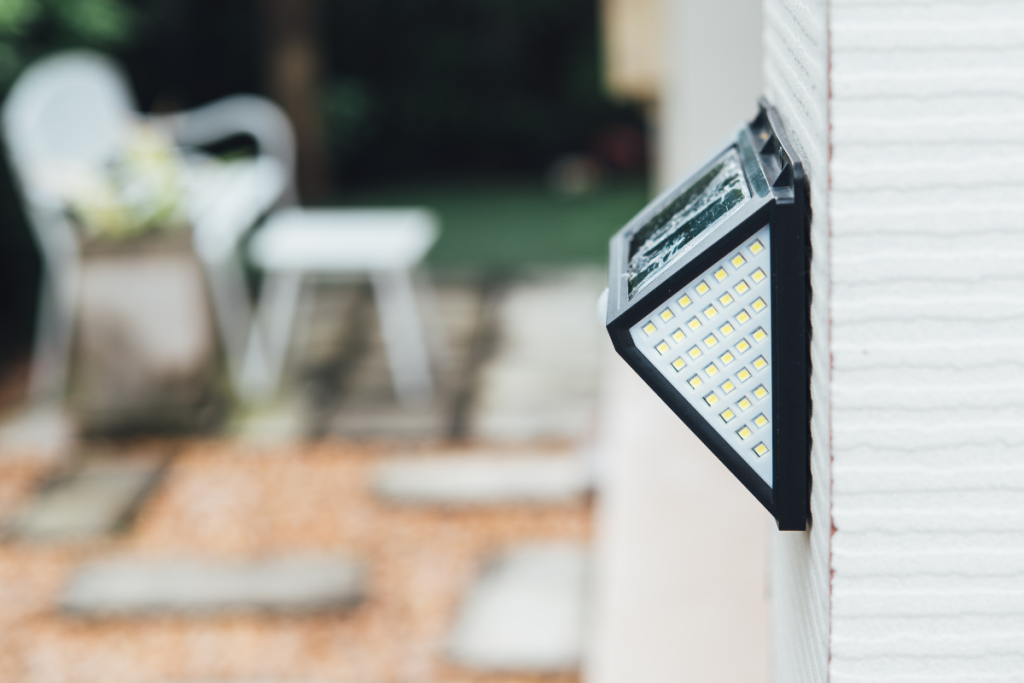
[588,343,769,683]
[600,0,662,103]
[589,1,771,682]
[657,0,764,189]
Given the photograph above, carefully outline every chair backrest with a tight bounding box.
[167,93,299,206]
[2,50,136,204]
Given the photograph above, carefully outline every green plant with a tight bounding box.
[0,0,135,86]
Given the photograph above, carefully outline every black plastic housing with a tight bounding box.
[605,100,811,530]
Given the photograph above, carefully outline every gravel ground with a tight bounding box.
[0,441,590,683]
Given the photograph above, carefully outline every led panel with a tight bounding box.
[603,100,810,530]
[628,226,773,483]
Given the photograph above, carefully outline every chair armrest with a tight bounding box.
[148,94,298,204]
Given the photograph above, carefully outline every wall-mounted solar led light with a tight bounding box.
[603,100,810,530]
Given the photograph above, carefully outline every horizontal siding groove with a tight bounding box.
[832,633,1024,658]
[834,554,1024,578]
[833,24,1024,50]
[832,72,1024,99]
[832,117,1024,143]
[834,467,1024,491]
[832,162,1024,190]
[833,510,1024,533]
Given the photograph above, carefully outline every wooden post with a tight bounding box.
[259,0,329,201]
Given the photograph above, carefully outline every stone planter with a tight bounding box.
[71,231,225,435]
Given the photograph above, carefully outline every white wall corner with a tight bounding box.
[763,0,831,681]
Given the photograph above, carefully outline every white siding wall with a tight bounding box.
[763,0,831,681]
[829,1,1024,681]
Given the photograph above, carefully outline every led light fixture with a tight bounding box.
[603,100,810,530]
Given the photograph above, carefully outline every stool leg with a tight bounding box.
[241,271,304,401]
[371,268,434,406]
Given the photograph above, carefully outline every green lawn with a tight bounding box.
[330,178,650,268]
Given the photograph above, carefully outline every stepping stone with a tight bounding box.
[59,555,365,616]
[468,269,605,441]
[0,405,74,460]
[328,282,485,440]
[372,454,591,506]
[6,459,162,541]
[447,544,589,673]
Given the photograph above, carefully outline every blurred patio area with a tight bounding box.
[0,256,609,683]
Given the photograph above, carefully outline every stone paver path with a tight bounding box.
[447,544,590,673]
[468,269,604,441]
[6,459,162,541]
[373,452,591,506]
[0,443,588,683]
[0,269,600,683]
[60,555,365,616]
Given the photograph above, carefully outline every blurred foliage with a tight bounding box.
[0,0,643,182]
[317,0,645,184]
[0,0,135,85]
[338,179,648,267]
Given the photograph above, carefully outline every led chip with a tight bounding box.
[736,367,752,382]
[736,339,751,354]
[688,375,703,389]
[719,351,735,365]
[643,322,657,335]
[678,294,693,309]
[752,297,767,313]
[752,327,767,343]
[703,305,718,319]
[660,308,675,322]
[695,281,710,296]
[736,310,751,325]
[672,357,686,371]
[749,240,764,255]
[735,280,750,295]
[718,292,734,306]
[656,341,670,355]
[754,413,769,428]
[737,397,753,411]
[688,346,703,359]
[704,392,719,406]
[704,363,719,377]
[731,254,746,268]
[719,322,735,337]
[737,425,753,440]
[753,442,769,457]
[688,317,703,331]
[753,385,769,400]
[703,334,719,348]
[720,408,736,423]
[753,355,768,371]
[714,267,728,282]
[672,329,686,343]
[752,268,767,283]
[720,379,736,393]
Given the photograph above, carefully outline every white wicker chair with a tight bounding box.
[2,50,438,409]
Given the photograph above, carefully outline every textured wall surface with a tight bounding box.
[763,0,831,681]
[829,1,1024,681]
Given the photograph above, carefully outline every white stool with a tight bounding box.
[241,206,440,407]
